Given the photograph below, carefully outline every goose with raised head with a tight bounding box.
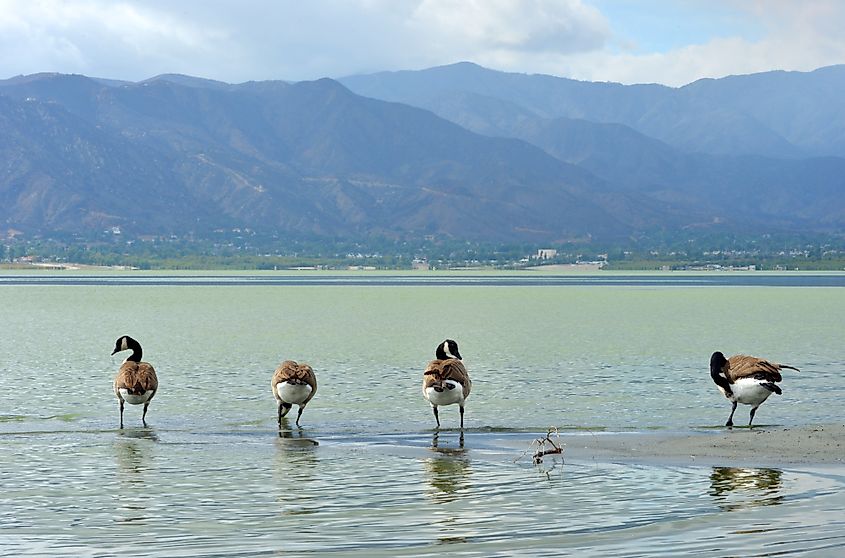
[272,360,317,427]
[710,351,799,428]
[423,339,471,430]
[112,335,158,429]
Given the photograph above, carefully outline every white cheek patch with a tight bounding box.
[120,337,129,351]
[443,341,456,359]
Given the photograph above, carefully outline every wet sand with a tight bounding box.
[562,423,845,467]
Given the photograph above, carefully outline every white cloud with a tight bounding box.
[0,0,843,85]
[0,0,230,79]
[563,0,845,86]
[410,0,610,54]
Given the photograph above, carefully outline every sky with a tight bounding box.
[1,0,844,87]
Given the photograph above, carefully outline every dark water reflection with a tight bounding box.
[425,433,470,504]
[274,428,320,518]
[424,432,472,546]
[114,428,158,476]
[3,429,844,556]
[709,466,784,511]
[113,428,158,525]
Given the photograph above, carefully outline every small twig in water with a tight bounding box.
[533,427,564,464]
[516,427,565,465]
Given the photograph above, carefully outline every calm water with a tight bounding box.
[1,272,844,556]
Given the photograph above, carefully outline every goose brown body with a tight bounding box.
[112,335,158,428]
[423,359,472,400]
[423,339,471,430]
[722,354,798,383]
[114,361,158,399]
[710,351,799,428]
[271,360,317,427]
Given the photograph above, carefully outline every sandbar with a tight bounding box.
[562,423,845,467]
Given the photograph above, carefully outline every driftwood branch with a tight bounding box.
[516,427,565,465]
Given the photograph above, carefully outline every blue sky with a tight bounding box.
[0,1,843,86]
[591,0,762,53]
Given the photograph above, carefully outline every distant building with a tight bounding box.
[537,249,557,260]
[412,259,430,271]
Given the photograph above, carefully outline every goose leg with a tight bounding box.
[278,402,292,428]
[119,399,125,429]
[296,405,305,427]
[142,401,150,427]
[749,406,759,428]
[726,401,737,428]
[459,404,465,430]
[432,405,440,429]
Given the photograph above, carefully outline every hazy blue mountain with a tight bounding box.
[0,94,222,233]
[344,63,845,230]
[2,69,843,242]
[341,62,845,158]
[0,74,638,240]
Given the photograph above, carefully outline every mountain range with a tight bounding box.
[1,62,844,242]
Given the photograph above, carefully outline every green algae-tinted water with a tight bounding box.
[1,273,843,556]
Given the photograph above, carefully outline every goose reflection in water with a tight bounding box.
[115,427,158,478]
[709,466,784,511]
[274,423,320,517]
[425,431,470,504]
[113,427,158,523]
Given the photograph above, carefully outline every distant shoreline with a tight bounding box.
[3,262,845,274]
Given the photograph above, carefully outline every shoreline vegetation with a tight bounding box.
[2,259,845,272]
[2,231,845,271]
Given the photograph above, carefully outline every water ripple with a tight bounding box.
[3,429,843,557]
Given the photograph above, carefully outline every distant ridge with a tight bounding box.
[1,63,844,241]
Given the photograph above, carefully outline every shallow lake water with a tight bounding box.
[1,272,844,556]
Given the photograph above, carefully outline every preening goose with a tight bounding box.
[272,360,317,427]
[710,351,799,428]
[112,335,158,429]
[423,339,471,430]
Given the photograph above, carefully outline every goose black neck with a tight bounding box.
[710,364,731,390]
[126,340,143,362]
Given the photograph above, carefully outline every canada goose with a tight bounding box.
[271,360,317,427]
[710,351,799,428]
[423,339,471,430]
[111,335,158,429]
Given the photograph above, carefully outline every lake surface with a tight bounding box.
[1,272,844,556]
